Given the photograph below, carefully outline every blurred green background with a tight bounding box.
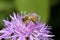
[0,0,60,40]
[0,0,49,28]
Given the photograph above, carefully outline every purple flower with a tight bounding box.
[0,12,54,40]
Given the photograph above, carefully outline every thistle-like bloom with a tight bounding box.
[0,12,54,40]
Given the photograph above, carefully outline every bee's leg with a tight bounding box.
[25,20,30,26]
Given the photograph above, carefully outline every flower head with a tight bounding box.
[0,12,54,40]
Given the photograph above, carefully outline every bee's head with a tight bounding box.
[22,16,29,22]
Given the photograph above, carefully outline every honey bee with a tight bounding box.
[22,14,38,24]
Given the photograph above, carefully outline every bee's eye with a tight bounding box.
[22,16,29,22]
[25,16,29,20]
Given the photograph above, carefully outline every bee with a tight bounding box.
[22,14,38,24]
